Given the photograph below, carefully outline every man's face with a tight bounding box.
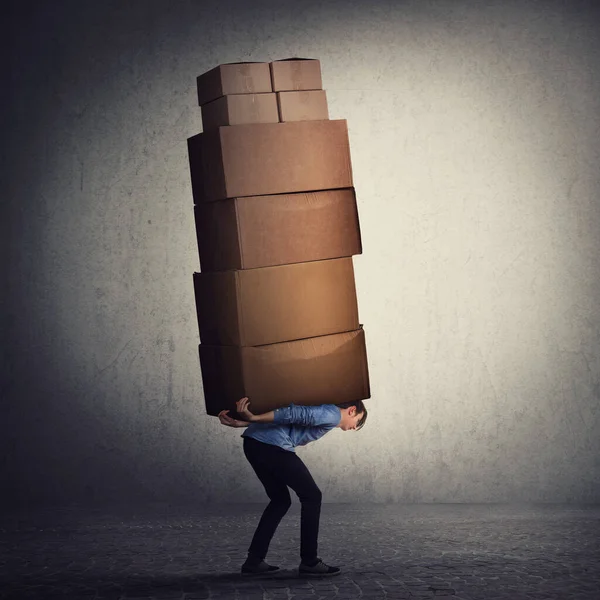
[340,407,363,431]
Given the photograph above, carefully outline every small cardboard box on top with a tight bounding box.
[194,257,359,347]
[277,90,329,122]
[200,327,370,417]
[270,58,322,92]
[194,188,362,271]
[196,62,272,106]
[201,93,279,130]
[188,119,353,202]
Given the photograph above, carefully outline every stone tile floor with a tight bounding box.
[0,503,599,599]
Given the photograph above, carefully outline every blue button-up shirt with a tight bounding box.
[241,403,342,452]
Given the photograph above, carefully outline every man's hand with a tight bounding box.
[218,409,248,428]
[236,397,256,422]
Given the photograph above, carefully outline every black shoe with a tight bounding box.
[299,557,341,577]
[241,560,280,576]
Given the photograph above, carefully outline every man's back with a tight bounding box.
[241,403,341,452]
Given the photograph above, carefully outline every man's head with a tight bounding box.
[336,400,368,431]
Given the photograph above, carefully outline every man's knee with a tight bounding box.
[300,487,322,505]
[269,497,292,511]
[264,482,292,507]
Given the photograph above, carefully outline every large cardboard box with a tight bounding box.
[188,120,353,202]
[201,93,279,130]
[194,257,359,346]
[196,62,272,106]
[199,327,370,417]
[277,90,329,122]
[194,188,362,271]
[270,58,322,92]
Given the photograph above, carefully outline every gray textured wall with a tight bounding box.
[3,0,600,507]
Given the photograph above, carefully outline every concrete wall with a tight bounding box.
[3,0,600,506]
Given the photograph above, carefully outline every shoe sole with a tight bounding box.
[299,569,341,577]
[241,568,280,577]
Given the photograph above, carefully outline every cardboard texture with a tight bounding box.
[190,58,371,420]
[196,62,272,106]
[194,188,362,271]
[188,120,353,202]
[199,327,370,417]
[194,257,359,346]
[201,93,279,130]
[277,90,329,122]
[270,58,322,92]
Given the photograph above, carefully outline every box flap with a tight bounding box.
[272,57,318,62]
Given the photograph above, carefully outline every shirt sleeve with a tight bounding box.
[273,403,341,427]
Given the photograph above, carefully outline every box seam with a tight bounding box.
[234,270,245,346]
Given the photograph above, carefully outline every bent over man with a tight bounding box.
[218,397,368,578]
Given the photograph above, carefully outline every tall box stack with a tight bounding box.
[188,59,370,420]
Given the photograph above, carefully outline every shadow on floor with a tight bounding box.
[1,568,330,600]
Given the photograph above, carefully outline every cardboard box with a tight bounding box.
[199,327,370,416]
[194,188,362,271]
[201,93,279,130]
[196,62,272,106]
[188,120,353,202]
[277,90,329,122]
[270,58,322,92]
[194,257,359,346]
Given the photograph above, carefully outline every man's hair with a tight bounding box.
[336,399,368,430]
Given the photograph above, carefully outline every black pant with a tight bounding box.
[243,436,322,564]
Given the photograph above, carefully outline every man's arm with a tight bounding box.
[269,404,340,427]
[237,398,336,427]
[250,411,275,423]
[218,408,254,428]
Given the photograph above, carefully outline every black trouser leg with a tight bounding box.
[247,500,291,562]
[244,438,292,561]
[243,437,322,564]
[298,488,322,563]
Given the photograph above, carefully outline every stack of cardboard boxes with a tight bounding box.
[188,59,370,420]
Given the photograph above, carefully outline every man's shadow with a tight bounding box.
[4,568,313,599]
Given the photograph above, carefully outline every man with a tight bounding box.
[218,396,367,578]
